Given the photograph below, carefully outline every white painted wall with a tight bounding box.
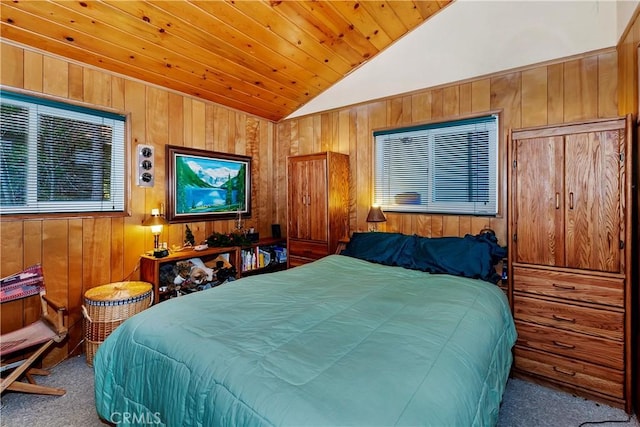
[617,0,639,37]
[287,0,638,120]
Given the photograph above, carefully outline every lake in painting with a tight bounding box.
[174,154,247,216]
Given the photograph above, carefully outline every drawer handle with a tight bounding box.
[553,366,576,377]
[553,341,576,349]
[552,314,576,323]
[552,283,576,291]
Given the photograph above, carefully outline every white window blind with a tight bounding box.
[374,115,498,215]
[0,91,126,214]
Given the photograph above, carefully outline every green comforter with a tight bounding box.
[94,255,516,426]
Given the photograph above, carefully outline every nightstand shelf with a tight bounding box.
[140,246,241,304]
[239,237,287,277]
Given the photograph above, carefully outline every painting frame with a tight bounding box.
[166,145,251,223]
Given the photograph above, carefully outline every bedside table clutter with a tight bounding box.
[240,237,287,277]
[140,246,241,303]
[140,238,287,303]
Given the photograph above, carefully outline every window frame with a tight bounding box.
[372,113,501,216]
[0,89,129,217]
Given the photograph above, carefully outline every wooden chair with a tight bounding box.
[1,264,67,396]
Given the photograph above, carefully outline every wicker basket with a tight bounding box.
[82,281,152,366]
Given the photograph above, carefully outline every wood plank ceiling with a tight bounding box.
[0,1,452,122]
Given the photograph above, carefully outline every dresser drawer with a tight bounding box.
[513,295,623,341]
[514,347,624,399]
[288,256,313,268]
[288,240,328,260]
[513,267,623,307]
[515,321,623,369]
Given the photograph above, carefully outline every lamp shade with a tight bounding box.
[366,206,387,223]
[142,215,168,227]
[143,210,168,252]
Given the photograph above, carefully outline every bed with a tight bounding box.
[94,232,516,426]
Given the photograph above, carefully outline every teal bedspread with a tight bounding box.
[94,255,516,426]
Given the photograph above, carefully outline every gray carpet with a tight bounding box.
[1,355,638,427]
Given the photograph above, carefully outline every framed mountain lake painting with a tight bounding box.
[166,145,251,223]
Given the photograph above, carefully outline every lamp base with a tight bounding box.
[153,249,169,258]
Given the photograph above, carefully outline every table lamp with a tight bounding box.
[366,205,386,232]
[143,208,168,256]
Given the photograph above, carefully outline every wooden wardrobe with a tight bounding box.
[508,116,633,412]
[287,152,349,268]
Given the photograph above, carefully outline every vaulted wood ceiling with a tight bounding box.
[0,1,452,122]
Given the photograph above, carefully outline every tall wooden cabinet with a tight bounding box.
[287,152,349,267]
[508,116,633,412]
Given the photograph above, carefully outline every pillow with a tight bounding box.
[406,233,506,283]
[342,231,506,283]
[341,232,414,266]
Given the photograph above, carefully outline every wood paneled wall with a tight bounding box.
[0,38,625,365]
[0,41,278,365]
[275,49,620,247]
[617,7,640,117]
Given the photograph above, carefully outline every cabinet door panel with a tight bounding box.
[564,131,621,272]
[288,159,310,240]
[308,158,328,241]
[513,137,564,265]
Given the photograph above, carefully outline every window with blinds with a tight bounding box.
[373,114,498,215]
[0,91,126,214]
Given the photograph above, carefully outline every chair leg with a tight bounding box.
[28,368,51,376]
[6,381,65,396]
[0,340,53,394]
[25,368,51,384]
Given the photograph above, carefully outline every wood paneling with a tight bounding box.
[277,49,621,248]
[598,51,619,118]
[0,41,276,364]
[564,57,599,122]
[617,10,640,117]
[521,67,547,128]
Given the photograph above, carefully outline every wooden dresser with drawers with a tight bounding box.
[507,116,633,412]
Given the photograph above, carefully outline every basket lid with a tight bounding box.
[84,281,152,302]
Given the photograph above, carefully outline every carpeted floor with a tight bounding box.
[0,355,638,427]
